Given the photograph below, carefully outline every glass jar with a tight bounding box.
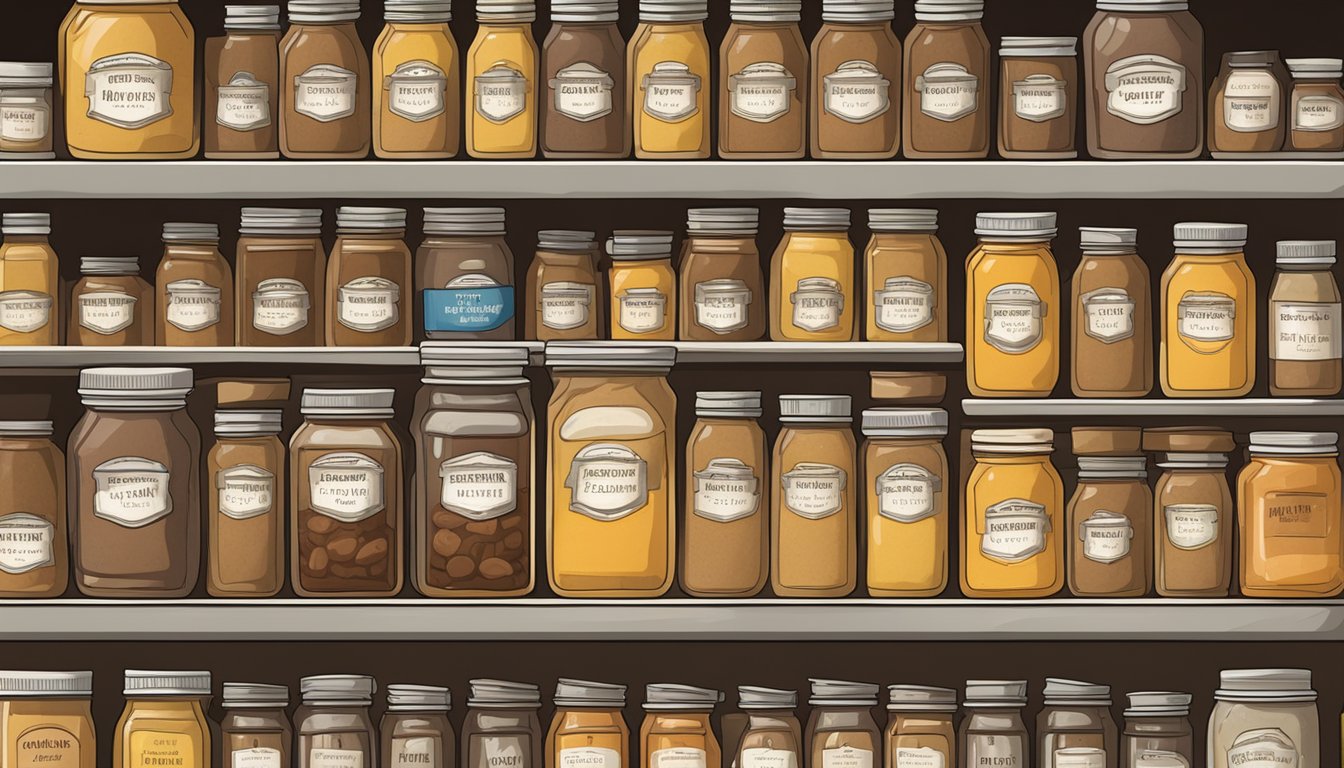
[548,679,628,768]
[59,0,198,159]
[527,230,603,341]
[208,409,285,597]
[1083,1,1204,159]
[1120,692,1192,768]
[999,37,1078,159]
[374,0,460,159]
[1286,58,1344,152]
[71,257,154,346]
[542,0,628,158]
[862,408,948,597]
[1072,227,1152,397]
[1268,241,1341,396]
[546,344,676,597]
[719,0,807,160]
[865,209,946,343]
[772,395,856,598]
[114,670,211,768]
[1208,670,1319,768]
[1160,223,1255,397]
[679,208,765,341]
[724,687,801,768]
[885,686,957,768]
[0,213,59,347]
[903,0,990,159]
[290,388,404,597]
[205,6,281,159]
[806,680,880,768]
[327,206,413,346]
[0,421,66,597]
[221,682,293,768]
[962,429,1063,599]
[382,684,454,768]
[608,231,676,341]
[279,0,371,159]
[463,680,543,768]
[629,0,711,159]
[418,207,516,341]
[1038,679,1118,768]
[966,212,1060,397]
[412,344,535,597]
[770,208,856,342]
[236,207,327,347]
[1209,51,1289,156]
[959,681,1030,768]
[0,671,96,768]
[296,675,377,768]
[69,367,200,597]
[810,0,900,159]
[0,62,55,159]
[1238,432,1343,598]
[1143,427,1234,598]
[640,684,723,768]
[158,222,235,347]
[467,0,538,158]
[1067,427,1151,598]
[682,391,768,598]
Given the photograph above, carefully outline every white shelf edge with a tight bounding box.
[962,398,1344,416]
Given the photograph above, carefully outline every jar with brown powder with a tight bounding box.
[999,37,1078,159]
[71,257,154,347]
[1208,51,1289,156]
[1268,241,1342,397]
[208,409,285,597]
[0,421,66,598]
[865,208,946,343]
[679,208,765,342]
[1072,227,1152,398]
[157,223,235,347]
[205,5,282,159]
[722,687,801,768]
[542,0,628,158]
[810,0,900,159]
[719,0,808,160]
[903,0,990,158]
[807,680,880,768]
[885,685,957,768]
[1068,427,1151,598]
[526,230,603,341]
[327,207,413,346]
[236,207,327,347]
[280,0,371,158]
[1144,427,1234,598]
[1286,58,1344,153]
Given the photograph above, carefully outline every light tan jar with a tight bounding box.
[903,0,990,158]
[679,208,765,341]
[208,409,285,597]
[526,230,603,341]
[885,686,956,768]
[810,0,900,159]
[0,671,96,768]
[719,0,807,159]
[0,213,60,347]
[280,0,372,158]
[1072,227,1152,397]
[1286,58,1344,152]
[0,62,55,159]
[1268,241,1342,396]
[327,207,412,346]
[1208,670,1319,768]
[157,223,235,347]
[72,257,154,346]
[865,209,946,343]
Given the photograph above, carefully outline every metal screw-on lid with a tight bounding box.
[477,0,536,22]
[2,213,50,236]
[971,428,1053,454]
[1287,58,1344,79]
[688,208,759,237]
[162,222,220,243]
[1226,50,1280,69]
[869,209,938,232]
[607,230,674,260]
[1080,227,1138,253]
[639,0,707,22]
[887,685,958,712]
[1215,669,1316,703]
[1044,678,1112,704]
[468,679,542,708]
[914,0,983,21]
[1173,222,1247,251]
[80,256,141,275]
[300,388,396,418]
[424,207,506,236]
[976,212,1058,240]
[546,343,676,370]
[0,62,54,87]
[387,684,452,710]
[222,682,290,708]
[964,680,1028,706]
[240,207,323,236]
[1096,0,1189,11]
[0,671,93,697]
[214,409,284,436]
[420,343,530,381]
[79,367,194,404]
[809,679,879,706]
[124,670,212,696]
[695,391,763,418]
[554,679,626,707]
[779,394,852,422]
[643,683,723,710]
[784,207,851,232]
[1077,456,1147,479]
[1276,240,1336,268]
[731,0,801,22]
[538,230,598,251]
[301,675,376,704]
[861,408,947,437]
[1248,431,1338,456]
[0,420,53,437]
[552,0,619,22]
[289,0,362,22]
[386,0,452,22]
[999,37,1078,57]
[337,206,407,233]
[738,686,796,710]
[1124,691,1192,716]
[822,0,894,22]
[225,5,282,28]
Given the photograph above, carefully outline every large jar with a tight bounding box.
[724,686,801,768]
[608,231,676,341]
[719,0,808,160]
[290,388,404,597]
[999,37,1078,159]
[960,681,1030,768]
[0,421,66,598]
[546,344,676,597]
[221,682,293,768]
[0,62,55,159]
[678,208,765,341]
[640,684,723,768]
[412,344,534,597]
[1208,670,1319,768]
[1268,241,1342,396]
[207,409,285,597]
[327,206,413,346]
[770,208,856,342]
[205,5,281,159]
[59,0,198,159]
[1038,679,1118,768]
[382,684,454,768]
[467,0,538,158]
[280,0,371,158]
[547,679,628,768]
[296,675,378,768]
[418,207,516,341]
[0,671,96,768]
[1144,427,1234,598]
[463,680,543,768]
[71,256,154,346]
[1286,58,1344,152]
[526,230,603,341]
[865,208,946,342]
[809,0,900,159]
[157,222,235,347]
[885,685,956,768]
[1072,227,1152,397]
[862,408,949,597]
[1067,427,1151,598]
[114,671,211,768]
[806,680,880,768]
[374,0,460,159]
[0,213,59,347]
[1208,51,1289,156]
[236,207,327,347]
[903,0,990,159]
[68,367,200,597]
[541,0,628,158]
[1160,223,1255,398]
[1121,692,1193,768]
[629,0,711,159]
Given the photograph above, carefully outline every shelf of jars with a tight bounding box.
[961,398,1344,417]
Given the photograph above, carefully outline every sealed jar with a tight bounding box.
[412,344,534,597]
[679,208,765,341]
[468,0,538,158]
[328,206,413,346]
[236,207,326,347]
[886,686,956,768]
[1144,427,1234,598]
[1038,679,1118,768]
[205,5,281,159]
[806,680,880,768]
[1160,223,1255,398]
[629,0,711,159]
[542,0,628,159]
[1208,670,1319,768]
[463,680,543,768]
[72,257,154,346]
[999,37,1077,159]
[1238,432,1343,597]
[208,409,285,597]
[114,670,211,768]
[221,682,293,768]
[0,421,66,598]
[772,395,857,598]
[0,213,59,347]
[59,0,198,159]
[0,63,54,159]
[1120,692,1192,768]
[810,0,900,159]
[419,207,516,341]
[1268,241,1341,396]
[546,344,676,597]
[960,681,1030,768]
[0,671,96,768]
[1072,227,1152,397]
[608,231,676,340]
[723,686,800,768]
[69,367,200,597]
[640,684,723,768]
[682,391,768,598]
[719,0,807,159]
[966,212,1060,397]
[280,0,370,158]
[296,675,377,768]
[547,680,628,768]
[903,0,990,159]
[375,0,460,159]
[158,222,235,347]
[865,208,946,342]
[770,208,856,342]
[526,230,603,341]
[1286,58,1344,152]
[862,408,949,597]
[1209,51,1288,156]
[1068,427,1151,598]
[382,684,454,768]
[962,429,1063,598]
[290,388,404,597]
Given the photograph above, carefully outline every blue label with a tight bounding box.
[424,286,515,332]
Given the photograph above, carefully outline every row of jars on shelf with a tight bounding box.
[0,670,1327,768]
[15,0,1344,161]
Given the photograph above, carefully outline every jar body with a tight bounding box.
[222,707,293,768]
[0,697,97,768]
[1207,700,1320,768]
[1038,706,1118,768]
[1159,252,1256,397]
[327,233,413,346]
[418,235,516,341]
[279,21,372,159]
[1208,55,1289,154]
[464,708,542,768]
[769,232,857,342]
[1071,253,1152,397]
[1068,477,1152,597]
[960,709,1029,768]
[962,454,1064,598]
[999,54,1078,159]
[71,273,155,346]
[806,708,880,768]
[207,434,285,597]
[1154,467,1233,597]
[541,21,628,158]
[296,704,376,768]
[809,22,901,159]
[864,436,948,597]
[526,249,602,340]
[0,236,59,346]
[903,20,990,158]
[467,23,538,158]
[113,699,211,768]
[1237,454,1344,597]
[1121,715,1191,768]
[772,424,858,598]
[682,416,768,597]
[0,85,55,158]
[1268,269,1342,396]
[641,712,720,768]
[236,234,327,347]
[719,21,808,159]
[610,258,676,340]
[205,29,281,158]
[724,711,801,768]
[885,712,955,768]
[966,241,1061,397]
[157,244,235,346]
[374,21,461,159]
[382,710,455,768]
[1288,79,1344,151]
[0,435,67,597]
[547,708,628,768]
[629,22,712,159]
[678,236,766,341]
[865,232,946,342]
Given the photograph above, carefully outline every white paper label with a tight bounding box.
[1164,504,1218,551]
[78,290,137,335]
[694,279,752,333]
[308,452,385,523]
[969,735,1024,768]
[0,101,49,142]
[560,747,620,768]
[1224,70,1281,132]
[916,62,978,122]
[1135,751,1189,768]
[217,71,271,131]
[821,747,872,768]
[652,749,706,768]
[1081,287,1136,343]
[84,52,174,129]
[782,463,847,520]
[479,735,527,768]
[982,498,1051,563]
[165,279,222,332]
[1295,94,1344,131]
[1055,749,1106,768]
[895,748,945,768]
[391,737,436,768]
[309,749,365,768]
[1105,54,1187,125]
[791,277,844,332]
[1013,74,1067,121]
[0,512,54,575]
[1226,729,1298,768]
[1177,291,1236,346]
[233,747,283,768]
[0,290,52,333]
[876,463,941,524]
[294,63,358,122]
[1079,509,1134,564]
[984,283,1045,353]
[475,64,528,124]
[1272,301,1342,361]
[253,278,311,336]
[386,60,447,122]
[873,276,934,333]
[566,443,649,522]
[93,457,172,528]
[217,464,275,521]
[439,451,518,521]
[618,289,668,333]
[741,749,797,768]
[540,281,594,330]
[729,62,796,123]
[338,276,400,332]
[642,62,701,122]
[693,457,760,523]
[551,62,614,122]
[823,60,890,123]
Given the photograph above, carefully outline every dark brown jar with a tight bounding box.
[157,223,235,347]
[463,680,543,768]
[221,682,294,768]
[903,0,989,159]
[0,420,66,598]
[1143,428,1234,598]
[1120,692,1193,768]
[1071,227,1152,398]
[418,207,516,341]
[71,257,155,347]
[525,230,603,341]
[960,681,1030,768]
[1286,58,1344,152]
[280,0,371,159]
[806,680,880,768]
[327,207,413,347]
[1038,679,1119,768]
[999,37,1078,159]
[542,0,628,158]
[679,208,765,341]
[1268,240,1342,397]
[809,0,900,159]
[236,207,327,347]
[720,0,807,160]
[383,685,455,768]
[297,675,377,768]
[1067,431,1152,599]
[205,5,281,159]
[723,687,801,768]
[1208,50,1289,156]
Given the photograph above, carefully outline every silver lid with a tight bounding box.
[1173,222,1248,250]
[1248,431,1338,455]
[125,670,211,696]
[538,230,598,251]
[976,212,1058,239]
[80,256,141,275]
[1287,58,1344,79]
[468,679,542,708]
[607,230,674,260]
[964,680,1028,706]
[554,679,626,707]
[688,208,759,237]
[644,683,723,710]
[971,428,1054,454]
[300,388,396,418]
[222,682,290,707]
[545,343,675,370]
[1044,678,1111,704]
[696,391,762,418]
[420,343,530,380]
[1124,691,1192,716]
[79,367,194,403]
[1156,452,1229,469]
[861,408,947,437]
[1276,240,1336,268]
[822,0,894,22]
[1077,456,1147,479]
[289,0,362,22]
[779,394,852,422]
[784,207,851,231]
[999,36,1078,57]
[639,0,708,22]
[386,0,453,22]
[0,420,53,437]
[162,222,220,243]
[1080,227,1138,253]
[869,209,938,232]
[1096,0,1189,10]
[731,0,801,22]
[478,0,536,22]
[738,686,796,710]
[424,207,506,236]
[809,679,879,706]
[0,62,54,87]
[552,0,619,22]
[214,409,284,436]
[240,207,323,236]
[1215,669,1316,702]
[388,684,452,710]
[914,0,983,21]
[338,206,407,233]
[2,213,50,236]
[225,5,282,28]
[887,685,958,712]
[301,674,376,703]
[0,671,92,697]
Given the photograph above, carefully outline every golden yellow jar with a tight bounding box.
[1161,223,1256,397]
[770,208,856,341]
[0,671,96,768]
[0,214,60,346]
[113,671,211,768]
[629,2,711,159]
[608,231,677,340]
[864,209,947,342]
[862,408,948,597]
[374,1,461,159]
[467,1,538,158]
[59,0,198,159]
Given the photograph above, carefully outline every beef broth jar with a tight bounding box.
[0,421,66,598]
[463,680,544,768]
[640,684,723,768]
[72,257,155,347]
[236,207,327,347]
[280,0,372,158]
[328,206,413,346]
[419,208,516,341]
[297,675,378,768]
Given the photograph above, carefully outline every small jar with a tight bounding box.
[679,208,765,341]
[463,680,543,768]
[542,0,628,159]
[640,684,723,768]
[547,679,628,768]
[1208,670,1319,768]
[1209,51,1289,156]
[0,62,54,159]
[1268,241,1342,396]
[959,681,1030,768]
[71,257,154,346]
[208,409,285,597]
[865,208,946,342]
[1286,58,1344,152]
[158,222,235,347]
[1143,427,1235,598]
[205,5,282,159]
[0,421,66,598]
[296,675,377,768]
[885,686,957,768]
[806,680,880,768]
[719,0,808,160]
[999,37,1078,159]
[280,0,371,159]
[114,670,211,768]
[419,207,516,341]
[810,0,900,159]
[236,207,327,347]
[904,0,990,159]
[862,408,949,597]
[1067,427,1151,598]
[0,671,95,768]
[0,213,60,347]
[374,0,460,159]
[1120,692,1193,768]
[725,687,801,768]
[221,682,293,768]
[467,0,539,158]
[527,230,603,341]
[382,684,455,768]
[608,231,676,340]
[328,206,413,346]
[769,208,856,342]
[1072,227,1152,398]
[1038,679,1118,768]
[629,0,712,159]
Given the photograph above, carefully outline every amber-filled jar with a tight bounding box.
[115,670,212,768]
[464,680,543,768]
[865,208,946,342]
[810,0,900,159]
[542,0,628,158]
[208,409,285,597]
[1286,59,1344,152]
[1038,679,1118,768]
[1068,427,1151,598]
[885,686,957,768]
[290,388,404,597]
[904,0,990,159]
[374,0,459,160]
[68,367,200,597]
[1072,227,1152,398]
[419,207,516,341]
[1120,692,1193,768]
[641,684,723,768]
[1268,241,1342,397]
[999,37,1078,159]
[327,206,413,346]
[723,687,801,768]
[71,257,154,347]
[236,207,327,347]
[770,208,856,342]
[296,675,378,768]
[158,222,235,347]
[467,0,539,158]
[0,421,66,598]
[527,230,603,341]
[0,62,55,159]
[0,213,60,347]
[807,680,880,768]
[1143,427,1234,598]
[280,0,371,158]
[608,231,677,340]
[0,671,96,768]
[960,681,1030,768]
[383,685,455,768]
[862,408,949,597]
[629,0,711,159]
[1209,51,1289,156]
[221,682,293,768]
[206,5,281,159]
[719,0,807,160]
[548,679,628,768]
[679,208,764,341]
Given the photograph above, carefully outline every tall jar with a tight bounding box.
[382,684,454,768]
[719,0,807,160]
[885,686,957,768]
[966,212,1061,397]
[1238,432,1343,598]
[962,429,1063,599]
[772,395,857,598]
[678,208,766,341]
[1143,427,1234,598]
[290,388,404,597]
[207,409,285,597]
[236,207,327,347]
[71,256,154,346]
[1208,51,1289,156]
[1286,58,1344,152]
[770,208,856,342]
[1208,670,1319,768]
[296,675,378,768]
[526,230,603,341]
[1160,223,1255,398]
[280,0,371,159]
[1072,227,1152,398]
[0,63,55,159]
[157,222,235,347]
[0,421,66,598]
[59,0,198,159]
[862,408,949,597]
[546,344,676,597]
[418,207,516,341]
[1268,241,1342,396]
[629,0,711,159]
[806,680,880,768]
[999,37,1078,159]
[69,367,200,598]
[1067,427,1151,598]
[221,682,293,768]
[547,679,628,768]
[810,0,900,159]
[327,206,413,346]
[682,391,768,598]
[114,671,211,768]
[865,208,946,342]
[1120,692,1193,768]
[205,5,281,159]
[960,681,1030,768]
[640,684,723,768]
[903,0,990,159]
[723,687,801,768]
[467,0,538,158]
[0,671,96,768]
[0,213,59,346]
[541,0,628,158]
[608,231,676,341]
[1038,679,1118,768]
[374,0,460,159]
[463,680,543,768]
[412,344,534,597]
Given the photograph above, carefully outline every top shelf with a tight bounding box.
[3,161,1342,200]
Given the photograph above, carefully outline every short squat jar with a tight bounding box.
[998,36,1078,159]
[296,675,378,768]
[0,62,55,159]
[220,682,293,768]
[382,684,455,768]
[71,257,154,346]
[1286,58,1344,152]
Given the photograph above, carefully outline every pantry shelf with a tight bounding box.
[961,398,1344,417]
[0,346,426,368]
[595,341,965,364]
